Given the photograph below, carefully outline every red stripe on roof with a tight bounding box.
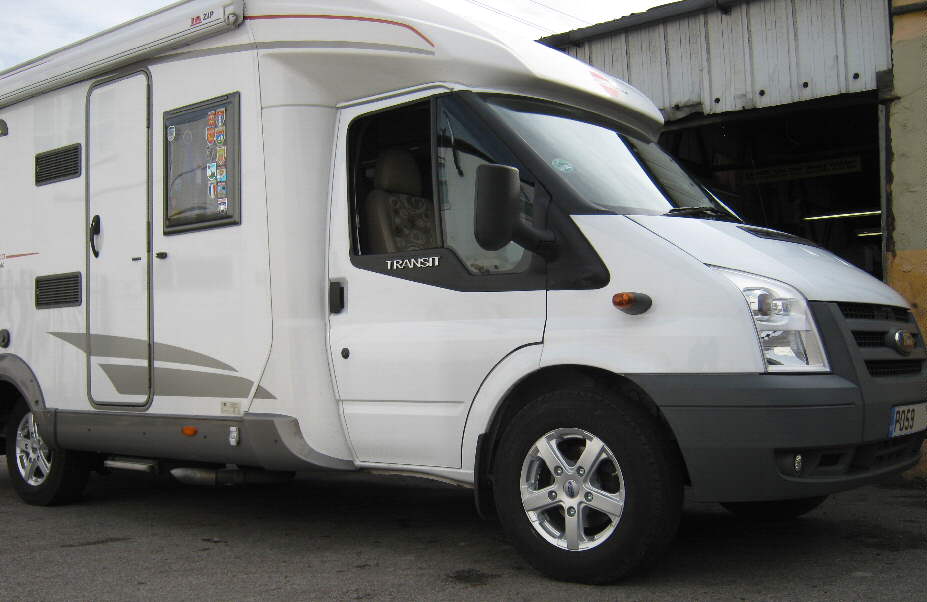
[243,14,435,48]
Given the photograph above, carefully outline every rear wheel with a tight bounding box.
[721,496,828,521]
[4,400,90,506]
[493,388,683,584]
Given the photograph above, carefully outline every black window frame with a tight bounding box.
[162,92,241,235]
[345,93,549,293]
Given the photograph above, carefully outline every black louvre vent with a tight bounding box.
[838,303,911,323]
[35,143,82,186]
[35,272,82,309]
[852,331,887,347]
[864,359,924,377]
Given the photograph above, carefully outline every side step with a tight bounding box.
[170,467,294,486]
[103,457,158,473]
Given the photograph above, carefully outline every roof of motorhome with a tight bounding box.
[0,0,663,138]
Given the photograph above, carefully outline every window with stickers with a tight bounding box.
[163,93,240,234]
[348,95,535,276]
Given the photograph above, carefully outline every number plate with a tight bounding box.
[889,402,927,438]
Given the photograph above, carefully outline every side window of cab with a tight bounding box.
[347,95,543,287]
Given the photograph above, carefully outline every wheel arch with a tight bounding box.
[472,364,690,518]
[0,354,47,441]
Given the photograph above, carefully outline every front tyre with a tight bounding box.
[493,389,683,584]
[4,400,90,506]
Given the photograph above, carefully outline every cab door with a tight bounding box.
[85,72,151,406]
[328,92,546,469]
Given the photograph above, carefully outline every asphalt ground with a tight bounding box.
[0,463,924,600]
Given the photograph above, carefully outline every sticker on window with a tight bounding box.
[551,158,574,173]
[163,92,240,233]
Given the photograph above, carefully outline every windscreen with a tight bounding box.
[484,96,728,216]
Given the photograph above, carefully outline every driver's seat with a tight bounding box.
[364,148,438,254]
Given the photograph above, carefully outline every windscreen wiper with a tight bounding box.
[664,206,739,221]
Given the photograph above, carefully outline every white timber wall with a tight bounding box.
[561,0,891,119]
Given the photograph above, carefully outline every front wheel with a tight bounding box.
[493,388,683,584]
[5,400,90,506]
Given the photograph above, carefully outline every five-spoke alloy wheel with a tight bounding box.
[14,411,54,486]
[494,387,683,584]
[4,400,90,506]
[520,427,626,551]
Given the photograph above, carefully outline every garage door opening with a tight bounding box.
[661,96,884,279]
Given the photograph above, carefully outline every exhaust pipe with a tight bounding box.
[169,467,294,486]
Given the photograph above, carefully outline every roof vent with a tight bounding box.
[35,143,81,186]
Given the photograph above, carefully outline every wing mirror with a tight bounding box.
[474,164,557,259]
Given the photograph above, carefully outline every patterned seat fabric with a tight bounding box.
[385,193,437,251]
[364,148,439,254]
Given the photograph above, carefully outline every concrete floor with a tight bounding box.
[0,464,924,600]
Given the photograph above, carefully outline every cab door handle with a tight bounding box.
[329,281,345,314]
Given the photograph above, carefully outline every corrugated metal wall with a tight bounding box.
[561,0,891,120]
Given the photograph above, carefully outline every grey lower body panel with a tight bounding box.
[37,409,355,472]
[629,373,925,503]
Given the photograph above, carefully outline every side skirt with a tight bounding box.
[38,409,355,472]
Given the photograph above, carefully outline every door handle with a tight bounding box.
[89,215,101,258]
[329,281,345,314]
[155,251,168,259]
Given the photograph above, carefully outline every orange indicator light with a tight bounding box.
[612,292,636,308]
[181,426,198,437]
[612,291,652,315]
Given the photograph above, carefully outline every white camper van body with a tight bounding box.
[1,0,924,583]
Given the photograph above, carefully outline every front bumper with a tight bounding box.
[629,302,926,503]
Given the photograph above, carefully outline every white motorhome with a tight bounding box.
[0,0,924,584]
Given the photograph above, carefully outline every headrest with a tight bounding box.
[374,148,422,196]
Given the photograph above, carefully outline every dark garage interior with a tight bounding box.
[660,96,884,279]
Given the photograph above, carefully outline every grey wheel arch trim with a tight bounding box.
[0,353,46,414]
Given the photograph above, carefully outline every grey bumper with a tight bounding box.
[629,302,926,503]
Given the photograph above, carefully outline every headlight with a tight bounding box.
[714,267,829,372]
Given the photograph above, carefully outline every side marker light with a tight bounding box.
[612,292,652,315]
[181,426,198,437]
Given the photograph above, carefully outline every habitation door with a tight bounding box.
[86,72,151,406]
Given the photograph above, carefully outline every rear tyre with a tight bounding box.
[493,388,683,584]
[4,400,90,506]
[721,496,828,521]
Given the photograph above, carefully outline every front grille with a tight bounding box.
[853,331,887,347]
[837,302,923,377]
[35,272,82,309]
[838,302,912,323]
[865,360,924,377]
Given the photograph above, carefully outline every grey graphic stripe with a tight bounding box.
[99,365,275,399]
[50,332,236,371]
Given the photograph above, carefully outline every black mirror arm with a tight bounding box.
[513,221,558,261]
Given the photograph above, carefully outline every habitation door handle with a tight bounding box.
[155,251,168,259]
[89,215,101,257]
